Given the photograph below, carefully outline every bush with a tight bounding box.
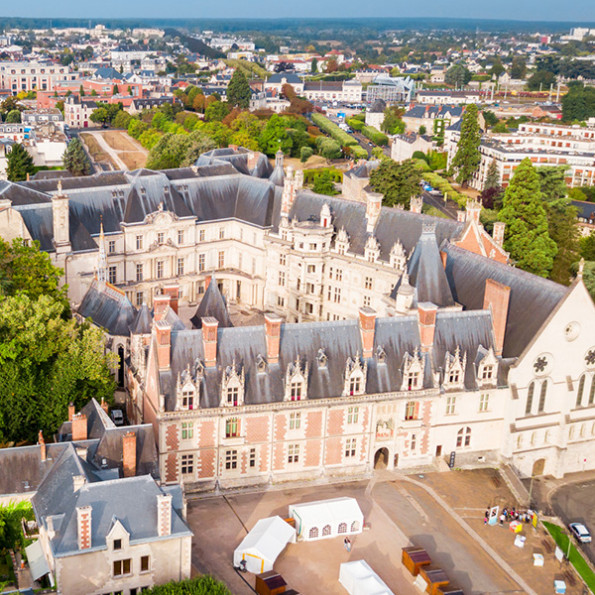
[311,112,359,149]
[412,151,427,161]
[362,125,388,146]
[318,138,342,160]
[300,146,314,162]
[346,117,364,131]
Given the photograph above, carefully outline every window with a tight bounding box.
[279,254,286,266]
[481,365,494,380]
[177,258,184,276]
[338,522,347,534]
[405,401,417,420]
[177,230,184,245]
[590,376,595,406]
[306,283,315,294]
[277,296,285,307]
[219,227,225,240]
[364,276,373,290]
[108,240,116,254]
[113,539,122,551]
[225,417,240,438]
[108,266,117,284]
[322,524,331,536]
[198,254,205,272]
[157,232,165,244]
[309,243,317,251]
[336,269,343,281]
[226,386,239,406]
[113,559,131,577]
[181,454,194,475]
[249,448,256,468]
[182,391,194,409]
[309,527,318,539]
[351,521,360,532]
[307,264,316,274]
[136,263,143,282]
[218,251,225,268]
[363,296,371,307]
[290,382,302,401]
[136,235,143,250]
[181,422,193,440]
[140,555,150,573]
[479,394,489,412]
[525,382,535,415]
[135,291,143,307]
[287,444,299,464]
[225,449,238,470]
[538,380,547,413]
[199,229,205,242]
[410,433,416,451]
[278,271,286,286]
[577,374,586,408]
[157,261,164,279]
[349,376,361,395]
[345,438,356,458]
[347,407,359,424]
[456,427,471,448]
[289,412,301,430]
[448,369,460,384]
[334,287,341,303]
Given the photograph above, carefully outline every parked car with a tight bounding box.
[569,522,592,543]
[111,409,124,426]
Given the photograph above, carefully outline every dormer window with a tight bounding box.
[444,346,466,389]
[221,362,245,407]
[376,346,386,364]
[343,354,367,396]
[402,351,424,391]
[113,539,122,550]
[448,370,460,384]
[477,347,498,387]
[290,381,302,401]
[182,390,194,409]
[256,354,267,374]
[407,371,420,390]
[481,365,494,380]
[349,376,361,394]
[364,235,380,263]
[317,348,327,368]
[335,227,349,255]
[285,357,308,401]
[390,241,406,270]
[227,386,239,406]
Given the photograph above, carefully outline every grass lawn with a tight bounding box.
[543,521,595,592]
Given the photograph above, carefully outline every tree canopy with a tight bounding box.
[63,137,90,176]
[451,104,481,187]
[141,575,231,594]
[369,159,422,208]
[226,70,251,109]
[445,64,471,88]
[6,143,35,182]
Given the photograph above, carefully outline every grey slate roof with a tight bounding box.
[369,99,387,114]
[190,278,233,329]
[130,303,152,334]
[442,243,566,358]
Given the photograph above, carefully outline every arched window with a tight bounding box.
[538,380,547,413]
[309,527,318,539]
[516,435,523,449]
[530,432,536,446]
[338,522,347,534]
[456,427,471,448]
[351,521,360,532]
[525,382,535,415]
[322,524,331,536]
[576,374,586,408]
[589,376,595,406]
[544,430,550,444]
[569,426,575,440]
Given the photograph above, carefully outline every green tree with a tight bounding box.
[90,106,109,125]
[318,138,342,160]
[581,232,595,261]
[380,106,405,135]
[5,109,21,123]
[6,143,35,182]
[63,138,90,176]
[510,57,527,80]
[369,159,422,208]
[112,110,132,129]
[226,70,251,109]
[499,158,557,277]
[490,57,505,79]
[300,146,313,162]
[445,64,471,88]
[419,125,427,135]
[204,100,230,122]
[482,110,498,127]
[536,166,568,204]
[546,200,581,285]
[311,57,318,73]
[142,575,231,595]
[312,169,338,195]
[527,70,556,91]
[451,104,481,187]
[0,501,34,553]
[561,84,595,122]
[484,158,500,193]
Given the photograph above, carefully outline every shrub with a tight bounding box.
[362,125,388,146]
[346,117,364,131]
[300,146,314,162]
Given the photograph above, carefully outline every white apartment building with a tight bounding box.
[0,62,76,93]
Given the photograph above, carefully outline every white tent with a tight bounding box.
[288,497,364,541]
[233,516,296,574]
[339,560,394,595]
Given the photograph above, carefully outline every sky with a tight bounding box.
[2,0,595,22]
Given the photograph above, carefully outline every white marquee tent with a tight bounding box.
[288,497,364,541]
[233,516,296,574]
[339,560,394,595]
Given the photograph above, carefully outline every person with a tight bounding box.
[499,513,505,526]
[484,513,488,525]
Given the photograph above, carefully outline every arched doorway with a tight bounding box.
[532,458,546,477]
[374,448,389,469]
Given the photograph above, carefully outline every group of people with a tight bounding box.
[484,506,534,526]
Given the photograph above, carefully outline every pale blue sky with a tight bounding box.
[2,0,594,22]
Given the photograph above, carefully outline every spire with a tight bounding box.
[96,216,107,288]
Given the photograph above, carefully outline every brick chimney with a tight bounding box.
[68,402,75,421]
[410,196,423,214]
[247,152,258,170]
[365,190,383,233]
[155,320,171,370]
[157,493,172,537]
[483,278,511,356]
[72,413,88,441]
[122,431,137,478]
[456,210,466,223]
[492,221,505,247]
[162,285,179,314]
[153,294,171,322]
[466,199,481,224]
[418,302,438,353]
[264,313,282,364]
[205,275,212,290]
[38,430,46,462]
[202,317,219,368]
[359,307,376,359]
[76,505,92,549]
[100,397,109,414]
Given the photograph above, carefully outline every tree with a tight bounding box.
[546,200,581,285]
[300,146,313,162]
[482,110,498,127]
[481,158,503,209]
[6,143,35,182]
[227,70,251,109]
[369,159,422,208]
[5,109,21,123]
[527,70,556,91]
[204,100,230,122]
[490,57,505,79]
[483,158,500,193]
[318,138,342,160]
[79,84,85,97]
[312,169,338,195]
[112,110,132,129]
[498,158,557,277]
[562,84,595,122]
[536,166,568,204]
[581,232,595,261]
[112,84,119,95]
[0,501,34,554]
[451,104,481,187]
[510,57,527,80]
[90,106,109,125]
[381,106,405,135]
[142,575,231,595]
[311,58,318,73]
[63,137,90,176]
[445,64,471,88]
[418,125,427,135]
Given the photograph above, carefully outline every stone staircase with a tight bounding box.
[499,464,531,507]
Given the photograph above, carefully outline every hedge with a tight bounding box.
[304,167,344,184]
[412,161,467,208]
[362,125,388,146]
[346,117,364,131]
[311,113,357,146]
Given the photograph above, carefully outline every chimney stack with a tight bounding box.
[68,402,75,422]
[162,285,179,314]
[264,313,282,364]
[153,294,171,322]
[492,221,505,247]
[122,431,137,478]
[72,413,88,441]
[466,199,481,224]
[157,493,172,537]
[359,307,376,359]
[483,278,511,357]
[155,320,172,370]
[205,275,212,290]
[418,302,438,353]
[456,210,466,223]
[365,190,383,233]
[409,196,423,214]
[76,505,92,550]
[201,317,219,368]
[52,190,70,251]
[38,430,46,462]
[100,397,109,414]
[73,474,87,492]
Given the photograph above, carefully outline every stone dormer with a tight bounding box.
[443,346,466,390]
[335,227,350,255]
[364,235,380,263]
[476,346,498,387]
[343,353,367,396]
[390,240,406,270]
[220,361,244,407]
[285,357,308,401]
[175,362,203,410]
[402,350,424,391]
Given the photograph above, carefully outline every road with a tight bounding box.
[422,190,459,219]
[82,130,128,170]
[551,479,595,566]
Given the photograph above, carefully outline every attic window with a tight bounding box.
[256,354,267,373]
[182,390,194,410]
[113,539,122,551]
[448,370,460,384]
[376,346,386,364]
[317,349,327,368]
[406,371,420,390]
[290,381,303,401]
[481,365,494,380]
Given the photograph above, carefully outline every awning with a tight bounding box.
[25,540,50,581]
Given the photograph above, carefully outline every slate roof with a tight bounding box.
[404,105,464,120]
[94,67,124,80]
[369,99,387,113]
[130,303,152,334]
[190,278,233,329]
[267,73,302,84]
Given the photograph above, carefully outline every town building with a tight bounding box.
[0,62,77,93]
[416,90,483,105]
[365,99,386,130]
[302,80,363,103]
[402,104,465,136]
[365,75,415,103]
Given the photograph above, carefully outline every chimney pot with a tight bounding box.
[201,317,219,367]
[68,402,75,422]
[418,302,438,352]
[155,320,172,370]
[72,413,88,441]
[162,285,179,314]
[264,313,282,364]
